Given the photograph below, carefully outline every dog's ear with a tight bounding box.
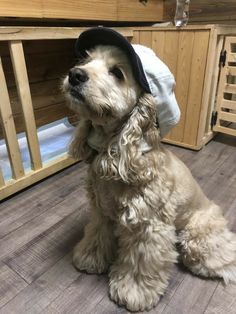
[116,93,160,183]
[69,119,96,162]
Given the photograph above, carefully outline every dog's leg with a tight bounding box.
[178,202,236,283]
[109,218,178,312]
[73,212,116,274]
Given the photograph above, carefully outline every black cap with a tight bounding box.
[75,27,151,93]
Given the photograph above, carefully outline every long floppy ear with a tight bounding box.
[116,93,160,183]
[93,93,160,183]
[69,119,96,162]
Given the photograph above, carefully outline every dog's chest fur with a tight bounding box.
[88,164,177,226]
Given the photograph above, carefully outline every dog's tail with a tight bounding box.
[178,202,236,284]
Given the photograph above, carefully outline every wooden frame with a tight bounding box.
[1,25,236,200]
[213,36,236,137]
[0,27,133,200]
[132,24,236,149]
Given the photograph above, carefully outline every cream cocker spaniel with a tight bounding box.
[63,28,236,312]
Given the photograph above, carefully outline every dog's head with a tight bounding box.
[63,44,160,183]
[63,45,144,125]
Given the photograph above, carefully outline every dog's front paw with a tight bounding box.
[109,273,160,312]
[73,242,109,274]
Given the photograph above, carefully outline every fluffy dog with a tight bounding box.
[63,43,236,312]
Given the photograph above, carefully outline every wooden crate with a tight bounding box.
[0,27,133,200]
[1,25,236,200]
[132,24,236,149]
[213,36,236,136]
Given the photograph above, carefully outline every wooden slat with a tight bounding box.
[227,66,236,76]
[131,31,140,45]
[139,31,152,49]
[219,111,236,123]
[224,83,236,94]
[227,52,236,63]
[169,31,195,143]
[0,27,133,41]
[221,99,236,110]
[162,31,179,76]
[214,125,236,137]
[183,31,210,146]
[152,31,165,60]
[0,57,24,180]
[214,36,236,137]
[161,31,180,140]
[9,40,42,171]
[195,27,219,146]
[0,168,5,187]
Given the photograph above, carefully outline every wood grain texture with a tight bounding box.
[0,0,43,18]
[204,276,236,314]
[161,275,218,314]
[0,163,87,239]
[161,31,179,140]
[117,0,163,22]
[0,0,164,22]
[0,169,4,187]
[0,254,81,314]
[152,31,165,60]
[0,57,24,180]
[42,0,118,20]
[164,0,236,23]
[0,262,27,308]
[183,31,210,146]
[43,275,108,314]
[4,206,88,283]
[9,40,42,170]
[139,31,153,49]
[170,31,195,143]
[0,134,235,314]
[213,36,236,137]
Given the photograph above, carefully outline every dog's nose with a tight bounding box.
[68,68,89,86]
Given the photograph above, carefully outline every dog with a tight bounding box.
[63,34,236,312]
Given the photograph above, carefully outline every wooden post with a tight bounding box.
[9,40,42,170]
[0,168,5,187]
[0,56,25,179]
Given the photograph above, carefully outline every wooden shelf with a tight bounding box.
[0,0,164,22]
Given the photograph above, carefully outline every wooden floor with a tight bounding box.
[0,133,236,314]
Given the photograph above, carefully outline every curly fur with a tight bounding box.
[63,45,236,312]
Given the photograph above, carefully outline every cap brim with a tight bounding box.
[75,27,151,93]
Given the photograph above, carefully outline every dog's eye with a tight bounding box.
[109,66,124,81]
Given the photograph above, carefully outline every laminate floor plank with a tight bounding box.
[4,204,89,283]
[160,274,218,314]
[204,280,236,314]
[0,254,81,314]
[0,262,28,308]
[0,163,88,239]
[0,181,88,260]
[43,274,109,314]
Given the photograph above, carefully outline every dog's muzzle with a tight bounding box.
[68,67,89,87]
[68,67,88,101]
